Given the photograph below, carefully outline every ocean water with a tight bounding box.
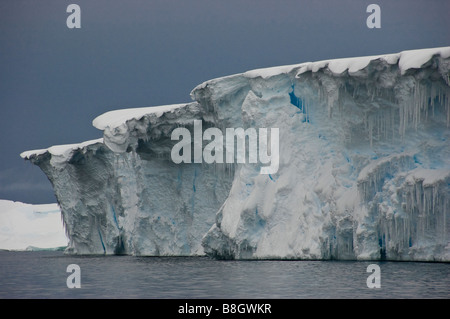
[0,251,448,299]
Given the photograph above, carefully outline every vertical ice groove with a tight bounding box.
[98,227,106,254]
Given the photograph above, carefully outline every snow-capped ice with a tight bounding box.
[21,102,231,255]
[240,46,450,79]
[20,138,104,162]
[0,200,68,251]
[92,104,187,130]
[21,47,450,261]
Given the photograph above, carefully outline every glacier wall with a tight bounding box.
[22,47,450,261]
[22,104,233,255]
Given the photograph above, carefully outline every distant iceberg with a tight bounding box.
[0,200,68,251]
[21,47,450,261]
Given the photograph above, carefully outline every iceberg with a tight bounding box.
[21,47,450,261]
[22,103,233,255]
[0,200,68,251]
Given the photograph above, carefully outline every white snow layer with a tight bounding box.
[92,104,187,130]
[241,46,450,79]
[0,200,68,251]
[21,47,450,261]
[20,139,104,163]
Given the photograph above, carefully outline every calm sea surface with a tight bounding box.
[0,251,448,299]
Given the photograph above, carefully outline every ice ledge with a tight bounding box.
[295,47,450,76]
[20,138,104,160]
[404,168,450,187]
[192,46,450,90]
[20,103,191,159]
[92,103,188,131]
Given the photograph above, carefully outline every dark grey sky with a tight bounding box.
[0,0,449,204]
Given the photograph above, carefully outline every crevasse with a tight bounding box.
[21,47,450,261]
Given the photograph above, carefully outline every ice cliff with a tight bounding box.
[21,104,233,255]
[21,47,450,261]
